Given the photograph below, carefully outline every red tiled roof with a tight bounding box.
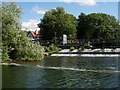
[31,31,40,37]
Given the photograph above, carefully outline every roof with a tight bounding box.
[28,30,41,38]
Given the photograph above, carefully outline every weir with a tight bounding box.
[51,48,120,57]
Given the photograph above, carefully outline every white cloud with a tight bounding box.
[79,0,96,6]
[59,0,96,6]
[59,0,73,3]
[31,5,47,14]
[21,19,40,31]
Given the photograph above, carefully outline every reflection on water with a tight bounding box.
[2,56,120,88]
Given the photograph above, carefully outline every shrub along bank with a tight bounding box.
[43,44,61,55]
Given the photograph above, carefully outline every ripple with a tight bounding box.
[36,65,120,73]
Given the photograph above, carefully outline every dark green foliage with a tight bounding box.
[2,2,44,62]
[38,7,76,41]
[77,13,120,40]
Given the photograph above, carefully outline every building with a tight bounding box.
[27,30,41,41]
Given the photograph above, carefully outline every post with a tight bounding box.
[63,34,67,45]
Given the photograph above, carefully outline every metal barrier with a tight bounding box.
[32,39,120,48]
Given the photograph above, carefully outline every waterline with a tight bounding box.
[0,63,28,67]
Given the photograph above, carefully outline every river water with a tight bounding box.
[2,56,120,89]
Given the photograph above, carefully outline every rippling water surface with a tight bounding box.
[2,56,120,89]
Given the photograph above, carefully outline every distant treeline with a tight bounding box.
[38,7,120,42]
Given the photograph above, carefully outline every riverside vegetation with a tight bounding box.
[43,44,61,55]
[1,2,120,62]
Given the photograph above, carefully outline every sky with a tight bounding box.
[15,0,119,31]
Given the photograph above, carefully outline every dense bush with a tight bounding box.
[44,44,61,54]
[2,46,10,62]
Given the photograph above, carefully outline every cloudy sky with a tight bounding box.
[15,0,119,31]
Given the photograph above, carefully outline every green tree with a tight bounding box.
[77,13,120,40]
[2,2,44,62]
[38,7,76,41]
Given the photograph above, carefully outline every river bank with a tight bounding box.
[1,48,120,63]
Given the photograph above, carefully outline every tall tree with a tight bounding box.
[38,7,76,41]
[77,13,120,40]
[2,2,44,61]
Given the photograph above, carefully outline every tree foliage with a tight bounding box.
[77,13,120,40]
[2,2,44,62]
[38,7,76,41]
